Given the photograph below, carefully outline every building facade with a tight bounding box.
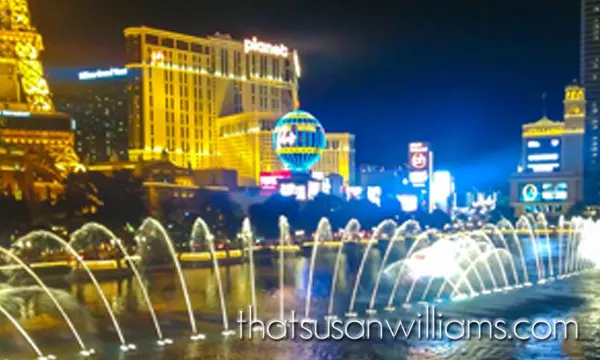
[124,27,300,169]
[218,111,282,186]
[581,0,600,202]
[218,110,355,186]
[88,160,238,216]
[52,67,130,163]
[0,0,81,200]
[313,133,356,186]
[510,83,586,215]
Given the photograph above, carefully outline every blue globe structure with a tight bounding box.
[272,109,326,172]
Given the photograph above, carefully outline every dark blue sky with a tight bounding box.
[31,0,580,191]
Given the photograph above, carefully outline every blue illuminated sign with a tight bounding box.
[525,138,561,173]
[519,182,567,202]
[78,67,128,81]
[0,110,30,117]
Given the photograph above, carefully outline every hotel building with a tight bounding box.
[218,111,282,186]
[581,0,600,202]
[313,133,356,185]
[218,110,355,186]
[124,26,355,188]
[218,110,355,185]
[52,67,130,163]
[124,26,300,169]
[510,83,586,215]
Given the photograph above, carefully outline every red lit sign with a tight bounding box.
[259,171,292,193]
[408,142,430,171]
[410,152,427,169]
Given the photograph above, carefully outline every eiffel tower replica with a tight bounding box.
[0,0,82,200]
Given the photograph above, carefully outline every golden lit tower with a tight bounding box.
[562,82,586,175]
[510,82,586,216]
[0,0,82,201]
[0,0,52,112]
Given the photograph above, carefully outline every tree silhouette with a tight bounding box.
[191,189,243,241]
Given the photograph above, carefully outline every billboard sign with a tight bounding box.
[78,67,128,81]
[259,170,291,193]
[408,142,430,171]
[408,142,433,213]
[525,138,561,173]
[519,182,568,203]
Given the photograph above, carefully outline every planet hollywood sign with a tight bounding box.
[408,142,430,170]
[408,141,432,189]
[243,37,289,58]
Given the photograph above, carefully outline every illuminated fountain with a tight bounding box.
[304,217,332,320]
[385,229,441,311]
[0,214,598,359]
[557,215,567,276]
[70,222,170,346]
[378,216,599,309]
[346,219,397,317]
[0,300,55,360]
[278,215,290,320]
[189,217,235,336]
[240,218,257,321]
[326,218,361,319]
[496,218,530,285]
[367,219,421,314]
[0,246,92,356]
[535,213,554,279]
[516,216,544,281]
[136,218,205,341]
[13,230,136,352]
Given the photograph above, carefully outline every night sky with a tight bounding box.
[30,0,579,192]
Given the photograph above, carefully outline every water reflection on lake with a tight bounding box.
[1,250,599,359]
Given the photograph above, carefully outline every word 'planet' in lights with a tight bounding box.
[244,37,289,57]
[273,110,326,172]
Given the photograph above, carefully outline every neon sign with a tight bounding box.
[520,182,568,203]
[521,184,539,202]
[0,110,30,117]
[244,37,289,57]
[408,142,430,171]
[527,140,541,148]
[527,153,559,162]
[259,170,291,191]
[274,125,296,149]
[78,67,128,81]
[410,152,427,169]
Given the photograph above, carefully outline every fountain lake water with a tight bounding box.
[0,215,598,359]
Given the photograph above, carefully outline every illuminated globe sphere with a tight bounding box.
[272,110,326,172]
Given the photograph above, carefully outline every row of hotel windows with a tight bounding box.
[219,118,279,136]
[143,42,293,81]
[145,59,292,112]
